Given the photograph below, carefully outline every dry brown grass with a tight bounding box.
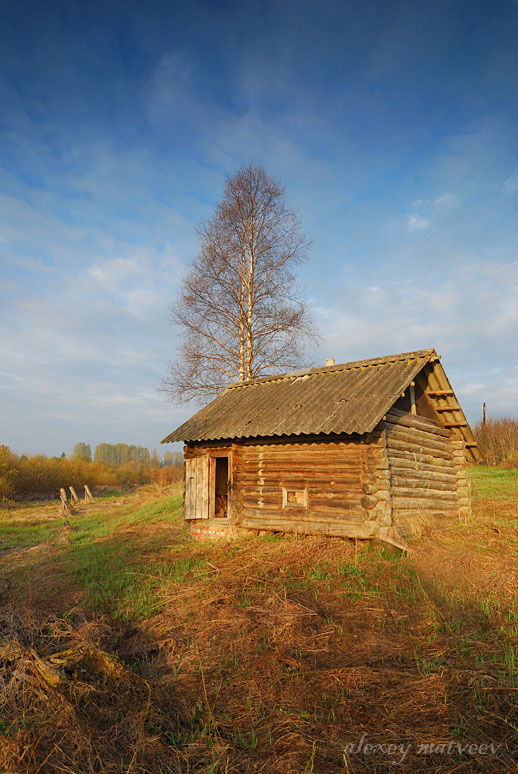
[0,472,517,773]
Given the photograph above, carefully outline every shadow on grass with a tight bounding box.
[1,489,517,773]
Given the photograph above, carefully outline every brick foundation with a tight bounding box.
[190,521,235,541]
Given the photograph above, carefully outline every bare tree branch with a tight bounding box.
[162,163,319,403]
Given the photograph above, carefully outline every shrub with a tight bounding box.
[151,464,183,488]
[473,417,518,466]
[11,455,119,497]
[0,445,18,502]
[0,447,182,501]
[114,462,152,488]
[1,452,153,500]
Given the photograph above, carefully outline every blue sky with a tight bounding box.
[1,0,517,456]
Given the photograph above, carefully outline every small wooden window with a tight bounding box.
[282,487,307,508]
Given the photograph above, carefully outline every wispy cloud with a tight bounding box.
[0,0,516,454]
[503,174,518,194]
[407,214,430,229]
[434,192,459,207]
[316,258,518,420]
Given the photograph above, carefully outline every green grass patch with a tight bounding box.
[58,495,192,621]
[0,513,61,549]
[0,493,172,550]
[469,465,518,500]
[1,495,190,622]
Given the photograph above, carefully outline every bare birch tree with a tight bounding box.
[163,163,316,402]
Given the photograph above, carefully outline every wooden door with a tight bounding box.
[184,456,209,519]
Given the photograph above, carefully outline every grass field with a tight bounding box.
[0,470,517,773]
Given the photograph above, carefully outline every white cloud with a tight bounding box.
[0,11,516,456]
[407,214,430,229]
[434,192,459,207]
[314,258,518,423]
[87,256,143,289]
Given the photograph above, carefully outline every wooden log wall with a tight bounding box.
[451,438,472,520]
[182,410,471,541]
[383,408,460,519]
[364,429,393,537]
[230,435,388,539]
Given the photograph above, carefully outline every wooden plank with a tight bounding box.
[392,497,457,510]
[385,428,453,454]
[384,415,450,439]
[388,448,453,467]
[389,464,455,479]
[241,484,363,497]
[390,486,457,500]
[185,445,232,459]
[238,464,363,475]
[239,515,379,537]
[306,500,365,513]
[241,506,367,522]
[384,416,451,438]
[200,456,209,519]
[409,383,416,415]
[384,419,451,443]
[387,448,455,467]
[195,457,203,517]
[242,495,364,510]
[386,438,453,460]
[241,441,363,453]
[387,406,444,427]
[184,458,196,519]
[208,457,216,518]
[241,452,363,465]
[184,456,210,520]
[240,453,364,463]
[372,535,409,554]
[390,473,457,488]
[387,457,457,475]
[237,474,362,483]
[386,425,451,450]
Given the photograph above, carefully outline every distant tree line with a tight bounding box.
[0,442,184,502]
[92,443,151,466]
[163,450,183,467]
[72,442,91,460]
[72,442,182,468]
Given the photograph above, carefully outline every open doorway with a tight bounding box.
[214,456,229,518]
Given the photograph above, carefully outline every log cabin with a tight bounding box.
[161,349,481,543]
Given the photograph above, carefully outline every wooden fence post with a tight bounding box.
[59,489,69,513]
[69,486,79,502]
[84,484,94,502]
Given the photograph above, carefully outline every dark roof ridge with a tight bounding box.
[226,348,438,390]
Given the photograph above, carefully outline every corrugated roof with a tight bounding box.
[162,349,438,443]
